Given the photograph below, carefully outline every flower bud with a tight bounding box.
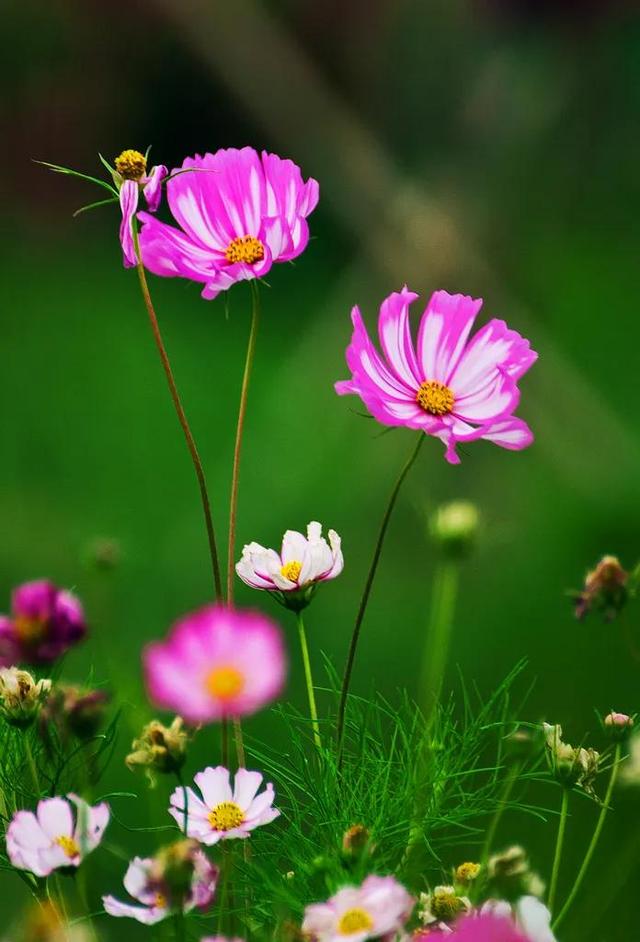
[83,537,122,572]
[574,555,628,622]
[149,839,199,903]
[604,712,634,741]
[126,717,188,784]
[487,846,544,901]
[341,824,372,858]
[40,684,109,741]
[0,667,51,727]
[543,723,600,794]
[454,861,481,886]
[429,501,479,558]
[418,886,471,926]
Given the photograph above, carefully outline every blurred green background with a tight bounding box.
[2,0,640,938]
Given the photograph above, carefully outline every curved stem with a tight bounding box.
[420,561,459,720]
[481,762,520,864]
[547,787,570,914]
[132,226,223,601]
[227,281,260,603]
[336,433,425,754]
[553,744,622,930]
[296,611,322,750]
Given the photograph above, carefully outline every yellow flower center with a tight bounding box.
[337,908,374,935]
[431,890,466,922]
[55,835,80,859]
[225,235,265,265]
[205,666,245,701]
[281,560,302,583]
[154,892,167,909]
[208,801,244,831]
[14,615,46,643]
[416,380,455,415]
[115,149,147,181]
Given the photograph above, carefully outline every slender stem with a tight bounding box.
[420,561,459,718]
[296,611,322,750]
[553,744,622,929]
[336,434,425,752]
[547,788,570,914]
[233,717,246,767]
[227,281,260,602]
[25,737,41,795]
[481,762,520,863]
[176,770,189,836]
[132,225,223,601]
[221,717,230,767]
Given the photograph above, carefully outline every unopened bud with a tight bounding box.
[83,537,122,572]
[0,667,51,727]
[126,717,188,784]
[149,839,198,902]
[604,712,634,741]
[487,846,544,901]
[40,684,109,741]
[429,501,479,557]
[455,861,481,886]
[543,723,600,793]
[574,555,628,622]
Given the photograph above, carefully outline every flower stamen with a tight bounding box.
[337,908,374,935]
[205,666,245,701]
[225,235,265,265]
[55,835,80,859]
[280,561,302,583]
[416,380,454,415]
[208,801,244,831]
[115,149,147,181]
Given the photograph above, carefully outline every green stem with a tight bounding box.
[553,744,622,930]
[296,611,322,750]
[547,788,570,914]
[481,762,520,863]
[176,770,189,836]
[132,225,223,601]
[25,737,41,795]
[336,434,424,754]
[420,561,459,719]
[226,281,260,603]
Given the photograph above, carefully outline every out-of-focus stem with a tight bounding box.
[553,744,622,930]
[132,225,223,601]
[481,762,520,863]
[296,611,322,750]
[336,433,424,755]
[420,561,459,719]
[548,787,570,914]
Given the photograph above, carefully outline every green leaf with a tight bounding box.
[73,197,119,217]
[35,160,118,196]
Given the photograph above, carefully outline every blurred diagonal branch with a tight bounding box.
[148,0,640,496]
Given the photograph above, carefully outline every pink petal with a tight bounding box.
[417,290,483,384]
[143,165,168,213]
[448,318,537,397]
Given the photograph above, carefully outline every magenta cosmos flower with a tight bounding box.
[138,147,319,299]
[236,521,343,609]
[447,913,529,942]
[6,795,109,877]
[0,580,87,667]
[114,149,167,268]
[103,850,217,924]
[302,875,414,942]
[169,766,279,845]
[143,604,286,725]
[335,287,537,465]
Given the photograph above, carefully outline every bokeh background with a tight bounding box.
[2,0,640,938]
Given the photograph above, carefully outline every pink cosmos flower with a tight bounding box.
[236,521,343,609]
[0,580,87,667]
[103,850,217,924]
[447,913,529,942]
[169,766,279,845]
[114,149,168,268]
[138,147,319,299]
[335,287,537,464]
[302,875,414,942]
[143,604,286,725]
[6,795,109,877]
[482,899,556,942]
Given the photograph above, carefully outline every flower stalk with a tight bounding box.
[296,611,322,750]
[420,560,459,719]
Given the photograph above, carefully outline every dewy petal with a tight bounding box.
[143,165,168,213]
[377,287,421,388]
[37,798,73,840]
[232,769,264,810]
[479,416,534,451]
[417,290,483,383]
[194,766,233,807]
[123,857,157,905]
[103,895,168,925]
[281,529,309,565]
[119,180,139,269]
[515,897,557,942]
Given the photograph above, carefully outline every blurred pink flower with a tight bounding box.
[143,604,286,725]
[103,850,217,924]
[302,874,414,942]
[236,521,343,609]
[169,766,279,845]
[138,147,319,298]
[449,913,529,942]
[335,287,537,464]
[482,899,556,942]
[0,580,87,667]
[114,149,167,268]
[6,795,109,877]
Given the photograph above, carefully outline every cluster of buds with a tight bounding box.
[429,501,479,559]
[126,717,189,784]
[573,555,629,622]
[341,824,374,860]
[486,846,545,901]
[0,667,51,727]
[454,861,482,889]
[418,885,471,928]
[39,684,109,743]
[543,723,600,794]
